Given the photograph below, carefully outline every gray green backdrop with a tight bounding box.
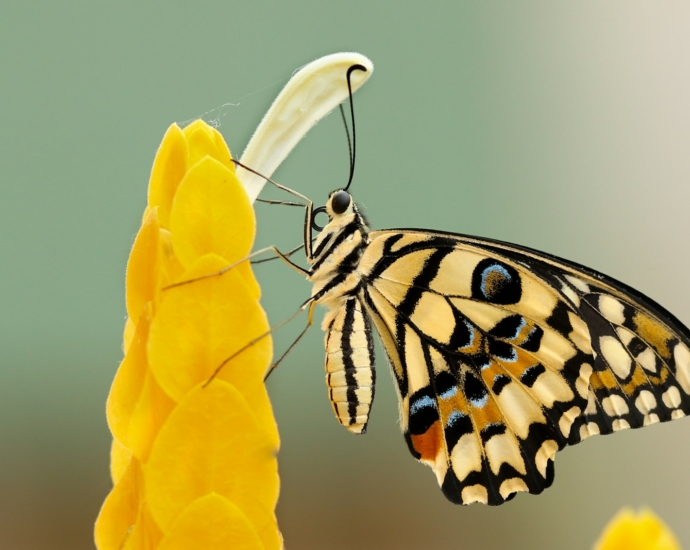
[2,2,690,549]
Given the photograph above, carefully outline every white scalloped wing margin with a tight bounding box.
[238,52,374,202]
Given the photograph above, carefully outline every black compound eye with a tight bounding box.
[331,190,351,215]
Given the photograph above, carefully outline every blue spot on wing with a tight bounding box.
[492,374,511,395]
[439,386,458,400]
[446,410,465,427]
[511,317,526,339]
[481,265,512,297]
[450,316,477,350]
[520,364,546,387]
[471,258,523,305]
[464,373,489,408]
[410,395,436,415]
[469,394,488,408]
[490,314,526,341]
[463,319,476,346]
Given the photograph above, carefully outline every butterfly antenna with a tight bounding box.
[343,64,367,192]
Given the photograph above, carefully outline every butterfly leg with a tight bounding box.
[255,197,305,207]
[203,299,315,387]
[232,160,320,261]
[163,244,309,292]
[264,301,316,381]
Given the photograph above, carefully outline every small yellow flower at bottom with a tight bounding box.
[593,507,681,550]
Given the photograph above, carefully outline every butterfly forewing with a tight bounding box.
[353,229,690,505]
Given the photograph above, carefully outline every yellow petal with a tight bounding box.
[162,220,258,300]
[156,494,268,550]
[148,254,271,405]
[125,208,161,323]
[169,156,255,270]
[183,120,236,171]
[235,258,261,300]
[594,507,681,550]
[123,317,136,353]
[95,456,142,550]
[181,119,208,138]
[219,371,279,450]
[127,369,177,463]
[145,381,279,537]
[107,308,151,448]
[110,438,133,485]
[122,503,164,550]
[147,124,188,229]
[209,125,235,171]
[158,227,185,288]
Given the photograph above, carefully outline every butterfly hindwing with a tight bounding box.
[358,229,690,505]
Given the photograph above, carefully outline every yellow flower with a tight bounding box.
[94,52,373,550]
[594,507,681,550]
[95,120,279,549]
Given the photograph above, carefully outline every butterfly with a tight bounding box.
[249,65,690,506]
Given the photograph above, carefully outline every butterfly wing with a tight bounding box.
[358,229,690,505]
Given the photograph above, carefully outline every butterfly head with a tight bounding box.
[309,188,370,266]
[311,189,359,231]
[329,189,352,216]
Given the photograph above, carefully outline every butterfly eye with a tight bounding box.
[331,190,351,215]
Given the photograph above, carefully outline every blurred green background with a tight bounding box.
[2,2,690,549]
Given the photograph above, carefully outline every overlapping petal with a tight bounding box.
[145,381,280,549]
[95,457,144,550]
[148,255,271,404]
[157,494,264,550]
[169,158,251,268]
[147,125,188,230]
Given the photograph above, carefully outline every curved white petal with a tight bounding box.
[239,52,374,202]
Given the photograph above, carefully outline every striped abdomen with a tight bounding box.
[324,297,376,434]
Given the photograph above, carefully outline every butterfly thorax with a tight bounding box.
[307,199,370,313]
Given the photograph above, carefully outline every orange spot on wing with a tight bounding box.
[470,398,504,433]
[590,370,619,391]
[438,389,469,423]
[647,365,670,386]
[496,350,537,379]
[411,421,442,462]
[634,312,672,359]
[621,365,650,396]
[458,332,484,355]
[515,320,537,344]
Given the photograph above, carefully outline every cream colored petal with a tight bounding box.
[239,52,374,202]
